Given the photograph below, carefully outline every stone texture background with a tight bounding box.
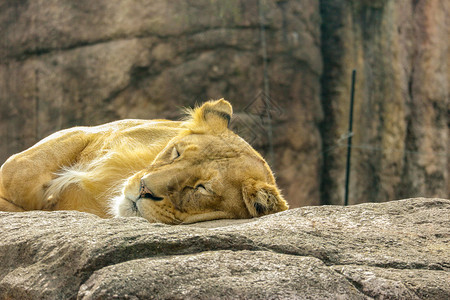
[0,198,449,299]
[0,0,448,207]
[320,0,449,205]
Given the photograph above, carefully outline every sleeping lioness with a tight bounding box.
[0,99,288,224]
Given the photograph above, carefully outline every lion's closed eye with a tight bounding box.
[170,147,180,160]
[195,184,209,195]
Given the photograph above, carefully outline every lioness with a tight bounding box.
[0,100,288,224]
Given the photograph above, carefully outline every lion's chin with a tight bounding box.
[110,195,142,218]
[110,195,181,224]
[111,195,234,225]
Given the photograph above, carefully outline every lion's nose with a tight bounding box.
[139,179,164,201]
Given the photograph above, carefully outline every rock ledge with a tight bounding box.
[0,198,449,299]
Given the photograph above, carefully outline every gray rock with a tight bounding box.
[79,252,364,300]
[331,265,449,300]
[0,197,448,299]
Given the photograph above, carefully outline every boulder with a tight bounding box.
[0,197,449,299]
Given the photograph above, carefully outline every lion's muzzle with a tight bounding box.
[139,179,164,201]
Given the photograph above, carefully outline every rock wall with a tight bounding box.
[320,0,449,204]
[0,0,448,207]
[0,198,449,299]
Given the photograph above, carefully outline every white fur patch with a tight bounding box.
[43,165,87,201]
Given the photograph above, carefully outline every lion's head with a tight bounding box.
[112,100,288,224]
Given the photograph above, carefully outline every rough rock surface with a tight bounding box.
[0,198,449,299]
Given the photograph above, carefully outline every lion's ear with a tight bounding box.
[242,179,289,217]
[190,99,233,132]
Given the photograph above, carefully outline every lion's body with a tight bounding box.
[0,120,182,216]
[0,100,288,224]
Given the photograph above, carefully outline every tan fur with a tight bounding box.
[0,100,288,224]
